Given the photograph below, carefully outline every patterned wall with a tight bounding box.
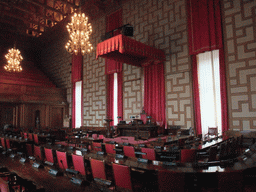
[122,0,193,128]
[223,0,256,131]
[39,0,256,131]
[83,17,107,126]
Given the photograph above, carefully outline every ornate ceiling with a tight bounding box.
[0,0,120,38]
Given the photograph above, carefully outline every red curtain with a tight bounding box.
[72,53,83,83]
[106,10,123,125]
[219,48,229,134]
[107,74,114,126]
[187,0,223,55]
[118,72,123,120]
[144,63,166,133]
[192,55,202,135]
[105,9,123,75]
[72,53,83,128]
[187,0,228,134]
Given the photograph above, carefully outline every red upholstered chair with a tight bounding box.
[141,148,156,161]
[72,154,86,176]
[44,148,55,166]
[28,133,33,142]
[123,146,136,158]
[33,134,39,145]
[90,158,113,190]
[0,177,9,192]
[98,135,104,140]
[92,142,102,152]
[23,132,28,139]
[56,151,68,170]
[180,149,197,163]
[90,158,107,180]
[5,139,11,150]
[112,163,133,191]
[158,170,185,192]
[92,134,98,140]
[140,114,147,124]
[26,143,33,157]
[105,143,116,155]
[33,145,43,161]
[1,137,6,150]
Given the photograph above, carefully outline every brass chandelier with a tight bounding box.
[4,48,23,72]
[65,11,93,55]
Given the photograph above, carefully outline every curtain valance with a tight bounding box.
[96,34,165,67]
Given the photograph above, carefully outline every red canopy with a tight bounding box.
[96,34,165,67]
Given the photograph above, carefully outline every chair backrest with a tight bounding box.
[208,127,218,136]
[56,151,68,170]
[158,170,185,192]
[23,132,28,139]
[92,134,98,140]
[0,177,9,192]
[180,149,197,163]
[1,137,6,149]
[218,142,227,160]
[141,148,156,160]
[208,146,218,162]
[34,145,43,161]
[90,158,106,180]
[98,135,104,140]
[28,133,33,141]
[105,143,116,154]
[72,154,86,176]
[5,139,11,149]
[112,163,133,190]
[92,142,102,151]
[123,146,135,158]
[44,148,54,164]
[26,144,33,157]
[33,134,39,145]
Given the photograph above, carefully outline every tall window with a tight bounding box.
[75,80,82,128]
[113,73,118,125]
[197,50,222,135]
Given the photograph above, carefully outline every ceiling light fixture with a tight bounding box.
[65,10,93,55]
[4,48,23,72]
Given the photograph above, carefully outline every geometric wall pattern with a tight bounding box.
[40,0,256,132]
[223,0,256,131]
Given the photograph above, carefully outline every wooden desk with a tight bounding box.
[117,124,158,139]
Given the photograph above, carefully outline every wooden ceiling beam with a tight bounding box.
[24,0,65,15]
[1,10,49,30]
[0,2,54,28]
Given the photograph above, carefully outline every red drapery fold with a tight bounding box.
[219,48,229,134]
[105,9,123,75]
[97,34,165,67]
[107,74,114,126]
[187,0,223,55]
[118,72,123,120]
[188,0,228,134]
[106,10,123,124]
[105,59,122,75]
[192,55,202,135]
[72,85,76,128]
[144,63,166,133]
[72,53,83,83]
[72,53,83,128]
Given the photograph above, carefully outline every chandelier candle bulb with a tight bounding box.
[4,48,23,72]
[65,10,92,55]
